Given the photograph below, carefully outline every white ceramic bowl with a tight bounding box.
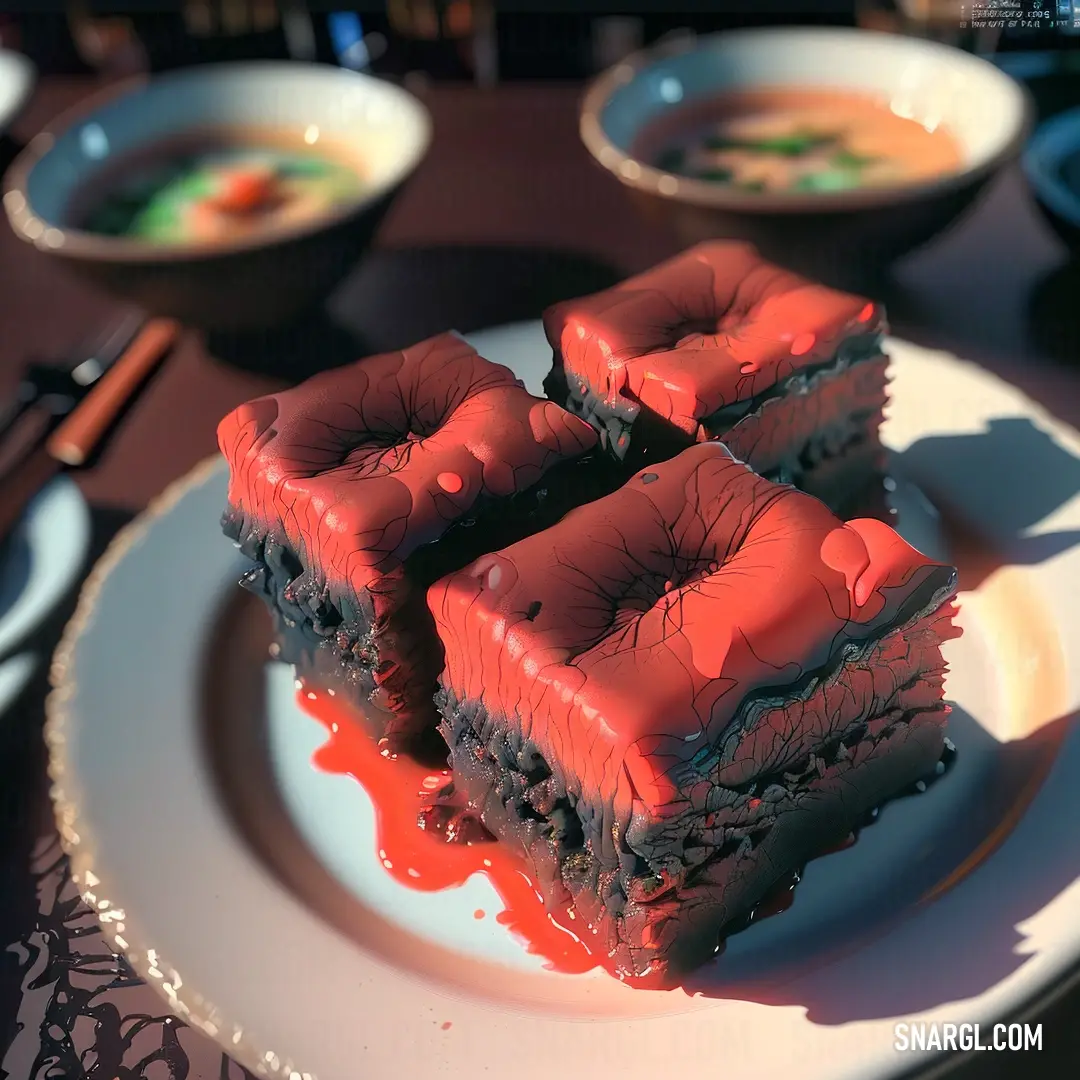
[3,62,431,330]
[581,27,1032,285]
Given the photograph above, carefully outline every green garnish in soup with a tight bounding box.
[638,88,963,194]
[76,127,368,245]
[702,129,837,158]
[830,148,879,169]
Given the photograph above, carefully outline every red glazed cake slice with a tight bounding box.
[218,331,618,749]
[429,442,960,982]
[543,241,888,514]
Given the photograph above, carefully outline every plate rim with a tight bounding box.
[43,333,1080,1080]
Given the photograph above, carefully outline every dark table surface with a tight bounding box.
[1,74,1079,1080]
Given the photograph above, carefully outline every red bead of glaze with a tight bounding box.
[436,471,464,494]
[819,524,871,598]
[845,516,933,613]
[543,241,888,441]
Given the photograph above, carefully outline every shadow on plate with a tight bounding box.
[895,416,1080,591]
[202,245,622,382]
[0,532,31,628]
[684,708,1079,1023]
[0,505,134,865]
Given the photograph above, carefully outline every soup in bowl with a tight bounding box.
[3,62,431,330]
[637,87,966,195]
[580,27,1030,284]
[73,127,372,246]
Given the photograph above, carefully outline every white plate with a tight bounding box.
[0,475,90,662]
[46,326,1080,1080]
[0,48,34,136]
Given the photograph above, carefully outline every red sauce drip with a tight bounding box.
[302,689,598,975]
[301,690,887,981]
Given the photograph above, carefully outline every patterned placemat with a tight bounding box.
[3,833,255,1080]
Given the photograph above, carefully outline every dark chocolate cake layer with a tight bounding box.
[542,241,889,511]
[218,332,622,746]
[429,443,961,982]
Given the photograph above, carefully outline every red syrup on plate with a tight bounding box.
[300,686,598,976]
[299,686,954,983]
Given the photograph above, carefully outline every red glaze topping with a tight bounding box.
[217,332,598,599]
[543,241,887,440]
[429,442,956,816]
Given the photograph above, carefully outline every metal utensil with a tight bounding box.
[0,318,181,546]
[0,310,145,444]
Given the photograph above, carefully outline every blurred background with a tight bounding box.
[1,0,1077,87]
[1,0,1079,427]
